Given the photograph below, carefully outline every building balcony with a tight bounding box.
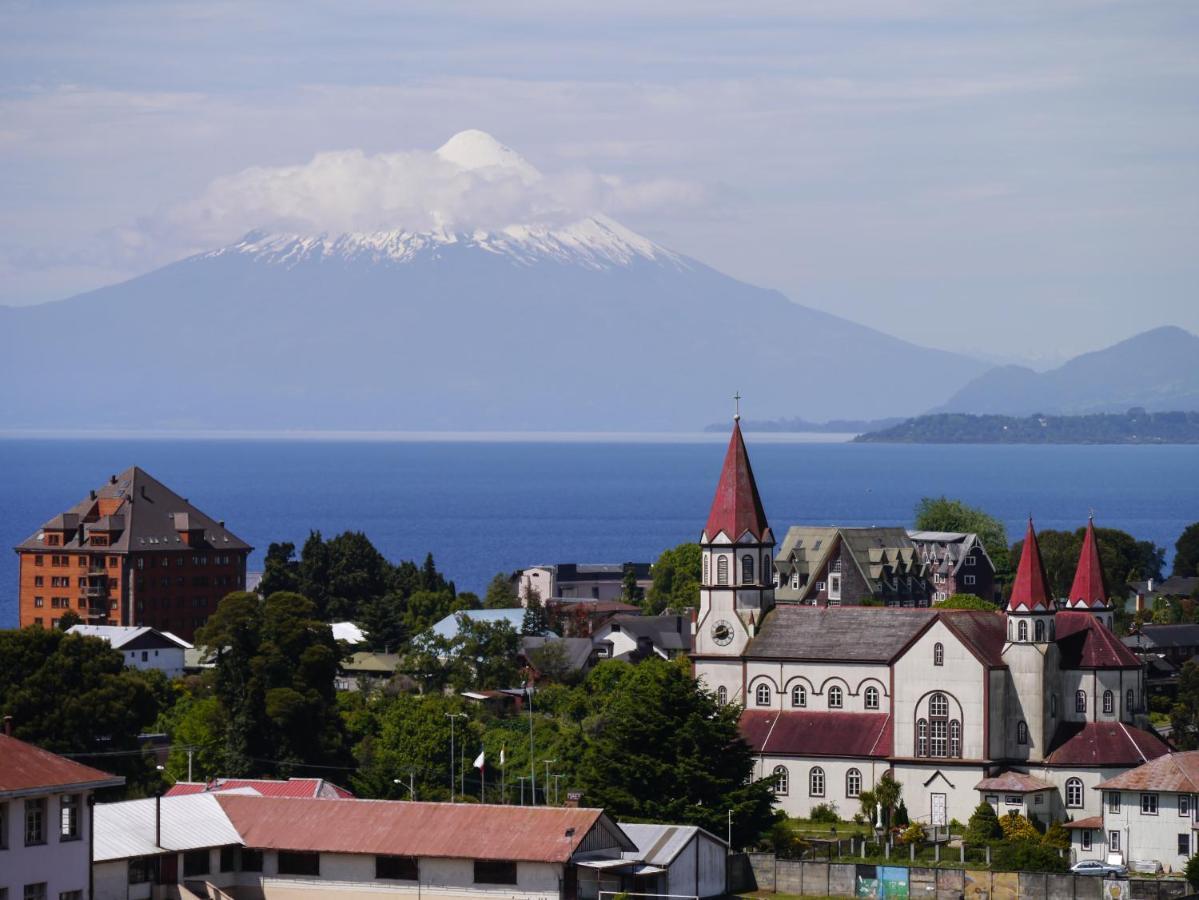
[84,584,109,599]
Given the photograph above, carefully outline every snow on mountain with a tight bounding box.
[435,129,542,183]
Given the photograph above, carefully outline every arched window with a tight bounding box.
[846,768,862,798]
[1126,689,1135,713]
[1008,619,1014,641]
[1017,721,1028,745]
[933,642,944,666]
[716,556,729,586]
[810,767,825,797]
[1076,690,1087,714]
[1103,690,1114,714]
[773,765,789,796]
[1018,620,1028,641]
[716,686,727,706]
[703,554,710,584]
[1066,778,1083,808]
[828,686,843,709]
[791,685,807,708]
[1034,619,1045,642]
[864,686,880,710]
[742,554,755,585]
[950,720,961,758]
[928,692,950,757]
[916,719,928,757]
[930,693,948,717]
[755,683,771,707]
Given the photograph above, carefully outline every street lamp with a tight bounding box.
[542,759,556,805]
[393,773,415,801]
[445,713,467,802]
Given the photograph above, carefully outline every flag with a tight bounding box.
[499,745,506,767]
[473,749,485,769]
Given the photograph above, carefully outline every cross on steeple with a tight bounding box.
[734,392,741,422]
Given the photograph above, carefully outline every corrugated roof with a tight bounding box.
[94,793,244,862]
[0,733,124,798]
[940,610,1008,667]
[975,771,1056,792]
[1044,722,1169,767]
[1056,612,1142,669]
[702,420,771,543]
[216,796,630,862]
[1065,816,1103,830]
[1097,752,1199,793]
[165,778,354,799]
[618,823,725,866]
[747,606,936,662]
[741,710,892,758]
[430,608,554,640]
[67,624,191,651]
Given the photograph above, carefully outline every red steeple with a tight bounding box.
[1067,517,1109,609]
[1008,518,1054,612]
[703,419,771,543]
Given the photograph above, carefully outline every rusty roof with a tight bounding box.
[1056,611,1142,669]
[974,771,1056,792]
[215,796,632,862]
[1044,722,1169,767]
[702,419,771,543]
[1097,751,1199,793]
[741,710,892,758]
[166,778,354,799]
[1065,816,1103,830]
[0,733,124,798]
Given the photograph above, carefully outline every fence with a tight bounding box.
[742,854,1191,900]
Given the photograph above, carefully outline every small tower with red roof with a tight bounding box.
[1006,518,1058,645]
[694,408,775,669]
[1065,517,1114,631]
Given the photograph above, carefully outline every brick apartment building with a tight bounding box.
[14,466,250,641]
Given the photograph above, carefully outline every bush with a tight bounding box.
[1185,853,1199,891]
[1000,811,1040,842]
[1041,820,1069,850]
[767,819,810,858]
[897,822,926,846]
[964,802,1002,846]
[991,840,1069,873]
[948,818,964,833]
[894,800,910,827]
[810,802,839,824]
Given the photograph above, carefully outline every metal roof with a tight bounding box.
[741,710,893,758]
[165,778,354,800]
[94,793,244,862]
[618,822,726,866]
[430,608,555,641]
[0,734,125,799]
[1097,752,1199,793]
[702,420,771,543]
[748,606,936,662]
[68,625,191,651]
[1045,722,1169,767]
[974,771,1056,793]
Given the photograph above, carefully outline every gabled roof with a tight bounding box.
[165,777,354,799]
[1044,721,1169,767]
[619,823,726,865]
[907,531,995,577]
[702,420,771,543]
[215,795,632,862]
[974,771,1056,793]
[1055,611,1141,669]
[747,606,936,662]
[1008,519,1053,612]
[68,624,192,651]
[1067,518,1109,609]
[939,610,1008,667]
[741,710,893,758]
[94,793,244,862]
[1123,623,1199,650]
[1097,751,1199,793]
[0,733,125,798]
[596,614,691,653]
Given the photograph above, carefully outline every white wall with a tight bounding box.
[1098,789,1198,873]
[756,756,887,820]
[894,621,987,762]
[123,645,186,678]
[0,792,91,900]
[744,660,890,714]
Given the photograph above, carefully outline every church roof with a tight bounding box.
[747,606,935,662]
[1055,611,1142,669]
[1067,518,1109,609]
[740,710,892,758]
[1008,519,1053,612]
[1044,722,1169,767]
[939,609,1009,667]
[702,420,770,543]
[974,771,1056,793]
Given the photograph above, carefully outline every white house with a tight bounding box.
[0,731,124,900]
[68,624,191,678]
[1066,752,1199,873]
[693,418,1164,827]
[618,823,728,899]
[516,563,652,605]
[591,614,691,662]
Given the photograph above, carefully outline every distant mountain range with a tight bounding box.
[0,131,990,432]
[856,409,1199,444]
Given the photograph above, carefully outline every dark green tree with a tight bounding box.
[935,593,998,610]
[964,801,1002,845]
[620,565,645,607]
[356,591,408,652]
[915,497,1010,576]
[483,573,520,609]
[522,588,549,636]
[403,615,521,692]
[1176,523,1199,577]
[258,541,301,596]
[644,543,702,614]
[1171,660,1199,750]
[56,609,82,630]
[1186,852,1199,891]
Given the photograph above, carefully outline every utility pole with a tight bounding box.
[187,748,193,783]
[542,759,556,805]
[517,776,529,806]
[551,774,564,805]
[444,713,466,803]
[526,680,536,805]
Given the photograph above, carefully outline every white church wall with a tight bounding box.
[694,657,746,708]
[755,756,888,820]
[893,621,987,761]
[892,762,989,826]
[744,660,890,714]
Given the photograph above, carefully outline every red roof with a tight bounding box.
[215,795,628,863]
[939,610,1008,667]
[740,710,892,758]
[165,778,353,799]
[1098,751,1199,793]
[1009,519,1053,612]
[974,771,1055,792]
[1056,611,1142,669]
[0,733,124,797]
[1067,518,1109,609]
[703,420,771,543]
[1045,722,1169,767]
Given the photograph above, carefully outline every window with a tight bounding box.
[930,719,947,757]
[1142,793,1159,815]
[829,574,841,601]
[930,693,948,717]
[864,686,880,710]
[1103,691,1114,715]
[59,795,78,841]
[846,768,862,798]
[1017,721,1028,745]
[790,573,799,590]
[1005,795,1022,806]
[755,683,771,706]
[240,849,263,872]
[764,555,771,578]
[742,554,755,585]
[1066,778,1084,809]
[773,765,789,796]
[716,686,727,706]
[474,860,517,885]
[965,555,976,567]
[220,846,238,872]
[828,686,843,709]
[1081,830,1092,851]
[950,720,961,758]
[1034,620,1044,642]
[917,719,928,757]
[1076,690,1087,714]
[376,856,419,880]
[716,556,729,585]
[1108,792,1121,814]
[809,767,825,797]
[59,892,82,900]
[23,886,45,900]
[703,555,709,584]
[791,685,806,707]
[1181,795,1192,817]
[1127,689,1135,713]
[1180,834,1190,857]
[933,643,944,666]
[24,798,46,846]
[1109,830,1120,852]
[278,851,320,876]
[183,849,210,877]
[964,575,976,586]
[1018,620,1028,641]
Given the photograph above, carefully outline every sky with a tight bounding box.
[1,1,1197,364]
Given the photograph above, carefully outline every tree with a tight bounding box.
[258,541,301,597]
[522,588,549,636]
[874,770,902,828]
[483,573,520,609]
[526,640,580,684]
[915,497,1010,575]
[1000,811,1040,842]
[56,609,82,630]
[935,594,997,610]
[1177,523,1199,577]
[1171,660,1199,750]
[620,565,645,607]
[1041,820,1069,850]
[645,544,702,614]
[964,801,1002,846]
[356,591,408,652]
[573,658,777,847]
[1186,852,1199,891]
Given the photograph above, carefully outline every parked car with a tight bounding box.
[1070,860,1129,877]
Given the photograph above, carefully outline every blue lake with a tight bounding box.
[1,437,1196,628]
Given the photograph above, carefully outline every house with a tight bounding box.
[516,563,652,605]
[617,823,728,899]
[907,531,997,603]
[1124,623,1199,669]
[591,614,691,662]
[773,526,932,607]
[430,608,552,641]
[544,598,641,638]
[335,651,401,692]
[67,624,191,678]
[1127,576,1199,611]
[521,636,596,680]
[14,466,251,641]
[93,794,636,900]
[0,731,125,900]
[694,417,1164,826]
[164,778,354,799]
[1066,751,1199,872]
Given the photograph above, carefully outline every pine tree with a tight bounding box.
[521,587,549,636]
[964,801,1002,846]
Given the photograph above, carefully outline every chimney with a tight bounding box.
[3,715,12,736]
[89,490,97,501]
[1148,578,1155,593]
[110,474,117,484]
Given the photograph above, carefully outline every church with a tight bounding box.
[691,417,1168,827]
